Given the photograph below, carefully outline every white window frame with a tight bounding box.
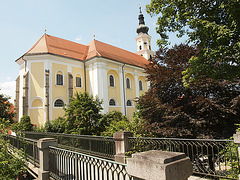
[109,74,115,87]
[55,70,64,86]
[126,99,133,107]
[75,73,82,88]
[139,80,143,91]
[53,97,67,108]
[126,77,131,89]
[109,98,117,106]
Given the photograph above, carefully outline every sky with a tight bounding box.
[0,0,186,103]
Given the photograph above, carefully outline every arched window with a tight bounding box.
[139,80,143,91]
[54,99,64,107]
[109,99,116,106]
[76,74,81,87]
[126,100,132,106]
[126,78,131,89]
[139,45,142,50]
[56,71,63,85]
[109,75,115,87]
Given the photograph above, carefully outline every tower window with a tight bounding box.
[109,99,116,106]
[149,45,151,50]
[126,78,131,89]
[144,41,147,45]
[56,71,63,85]
[109,75,115,87]
[76,76,81,87]
[54,99,64,107]
[139,80,143,91]
[139,45,142,50]
[126,100,132,106]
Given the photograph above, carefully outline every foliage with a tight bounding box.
[146,0,240,85]
[44,121,53,132]
[49,117,66,133]
[101,111,130,136]
[137,44,240,138]
[20,115,33,132]
[0,93,14,123]
[11,115,33,133]
[0,120,26,179]
[64,92,104,135]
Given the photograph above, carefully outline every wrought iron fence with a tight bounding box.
[5,135,39,167]
[49,146,132,180]
[128,137,239,179]
[24,132,115,160]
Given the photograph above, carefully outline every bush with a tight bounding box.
[19,115,33,131]
[51,117,66,133]
[101,111,131,136]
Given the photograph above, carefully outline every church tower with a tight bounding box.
[136,7,154,60]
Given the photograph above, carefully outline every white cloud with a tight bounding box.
[75,36,83,43]
[6,76,12,81]
[0,81,15,104]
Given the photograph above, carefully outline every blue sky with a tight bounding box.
[0,0,186,102]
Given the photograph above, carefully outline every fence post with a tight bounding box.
[233,132,240,180]
[126,150,192,180]
[37,138,57,180]
[113,131,133,163]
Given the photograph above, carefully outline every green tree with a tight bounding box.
[0,93,14,123]
[101,111,130,136]
[0,120,26,179]
[137,44,240,138]
[64,92,104,135]
[19,115,33,132]
[46,117,66,133]
[146,0,240,85]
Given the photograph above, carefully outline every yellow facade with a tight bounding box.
[107,69,121,106]
[51,63,68,120]
[72,66,85,95]
[30,109,44,127]
[30,62,44,99]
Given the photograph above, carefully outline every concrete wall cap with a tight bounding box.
[132,150,186,164]
[37,138,57,149]
[233,132,240,144]
[113,131,133,140]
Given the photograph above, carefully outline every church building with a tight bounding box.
[14,8,154,126]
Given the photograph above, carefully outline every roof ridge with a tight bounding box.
[93,39,101,56]
[45,34,49,53]
[26,34,47,54]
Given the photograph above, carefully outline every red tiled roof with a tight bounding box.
[24,34,149,68]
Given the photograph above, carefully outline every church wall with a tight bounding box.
[138,75,147,96]
[52,108,65,121]
[109,107,122,112]
[51,63,68,120]
[72,66,85,95]
[30,109,44,127]
[126,107,135,120]
[107,69,121,107]
[125,73,136,101]
[86,68,91,93]
[30,62,44,99]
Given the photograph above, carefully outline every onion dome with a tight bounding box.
[136,7,149,34]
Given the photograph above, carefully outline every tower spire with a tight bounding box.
[137,6,149,34]
[135,6,154,60]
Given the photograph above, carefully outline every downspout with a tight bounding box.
[22,56,27,72]
[122,64,126,116]
[84,61,87,91]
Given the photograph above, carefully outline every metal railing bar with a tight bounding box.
[49,146,127,166]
